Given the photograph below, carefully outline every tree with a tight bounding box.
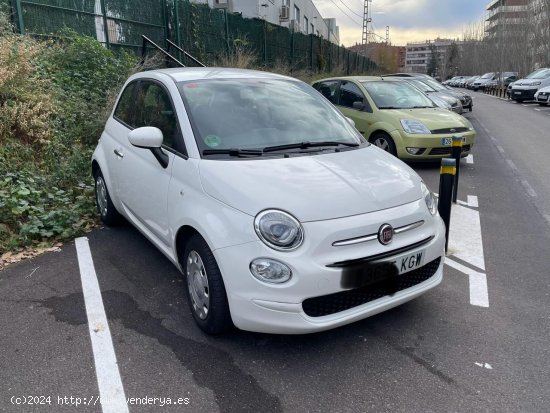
[427,43,438,77]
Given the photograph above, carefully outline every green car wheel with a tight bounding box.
[370,133,397,156]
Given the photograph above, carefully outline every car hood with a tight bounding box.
[385,107,469,130]
[430,92,460,105]
[536,86,550,93]
[443,90,469,99]
[198,146,422,222]
[513,78,545,87]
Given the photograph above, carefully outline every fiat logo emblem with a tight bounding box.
[378,224,394,245]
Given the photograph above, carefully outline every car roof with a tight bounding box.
[130,67,296,83]
[382,72,431,78]
[314,76,402,83]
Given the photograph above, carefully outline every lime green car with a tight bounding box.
[312,76,476,159]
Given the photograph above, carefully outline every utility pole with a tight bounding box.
[361,0,372,56]
[385,25,389,44]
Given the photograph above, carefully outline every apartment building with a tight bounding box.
[404,38,459,74]
[485,0,530,35]
[193,0,340,44]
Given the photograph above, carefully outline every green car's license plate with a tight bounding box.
[442,137,466,146]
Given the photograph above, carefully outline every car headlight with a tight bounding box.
[421,181,438,216]
[400,119,431,134]
[254,209,304,251]
[531,82,541,86]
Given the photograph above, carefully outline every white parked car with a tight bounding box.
[534,86,550,106]
[92,68,445,334]
[511,68,550,102]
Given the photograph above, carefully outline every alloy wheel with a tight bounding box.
[96,176,108,218]
[373,137,390,151]
[186,250,210,320]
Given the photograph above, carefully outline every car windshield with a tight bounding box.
[408,79,436,93]
[419,78,446,92]
[526,68,550,79]
[481,72,495,79]
[362,81,435,109]
[178,79,363,156]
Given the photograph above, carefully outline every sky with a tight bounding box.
[313,0,488,46]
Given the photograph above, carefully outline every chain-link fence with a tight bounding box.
[5,0,376,73]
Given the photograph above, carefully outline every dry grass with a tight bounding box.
[0,36,54,146]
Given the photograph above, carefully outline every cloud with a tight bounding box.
[313,0,487,46]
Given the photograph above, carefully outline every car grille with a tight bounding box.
[512,89,536,99]
[429,144,471,155]
[430,127,470,134]
[302,257,441,317]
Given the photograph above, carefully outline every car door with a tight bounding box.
[336,80,373,138]
[113,79,182,244]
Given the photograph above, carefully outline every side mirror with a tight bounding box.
[128,127,163,149]
[345,117,356,127]
[128,127,169,169]
[352,101,365,111]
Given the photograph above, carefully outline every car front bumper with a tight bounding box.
[391,129,476,159]
[511,87,537,100]
[535,92,549,103]
[213,200,445,334]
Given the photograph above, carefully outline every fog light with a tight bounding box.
[250,258,292,284]
[406,147,425,155]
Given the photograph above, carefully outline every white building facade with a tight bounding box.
[192,0,340,44]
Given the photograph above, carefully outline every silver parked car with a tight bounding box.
[402,78,463,114]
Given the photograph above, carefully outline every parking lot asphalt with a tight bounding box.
[1,98,550,412]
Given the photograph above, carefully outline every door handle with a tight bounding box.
[114,149,124,158]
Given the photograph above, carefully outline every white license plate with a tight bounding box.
[538,96,548,101]
[514,91,521,95]
[442,137,466,146]
[384,250,425,275]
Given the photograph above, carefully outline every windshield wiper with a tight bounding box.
[411,106,435,109]
[262,141,359,153]
[202,148,263,157]
[377,106,402,109]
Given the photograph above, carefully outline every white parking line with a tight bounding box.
[521,180,537,198]
[466,154,474,164]
[506,159,518,171]
[467,195,479,208]
[448,202,486,271]
[445,258,489,307]
[75,237,129,413]
[496,145,505,154]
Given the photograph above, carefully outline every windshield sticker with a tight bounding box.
[204,135,222,148]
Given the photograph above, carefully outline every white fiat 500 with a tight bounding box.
[92,68,445,334]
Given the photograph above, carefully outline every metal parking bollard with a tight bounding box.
[438,158,456,253]
[451,136,463,203]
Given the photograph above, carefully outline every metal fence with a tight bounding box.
[4,0,375,73]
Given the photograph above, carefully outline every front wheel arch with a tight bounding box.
[368,131,397,156]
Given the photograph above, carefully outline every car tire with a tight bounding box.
[94,169,121,226]
[514,98,524,103]
[468,105,473,112]
[369,133,397,156]
[183,234,233,335]
[538,102,548,106]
